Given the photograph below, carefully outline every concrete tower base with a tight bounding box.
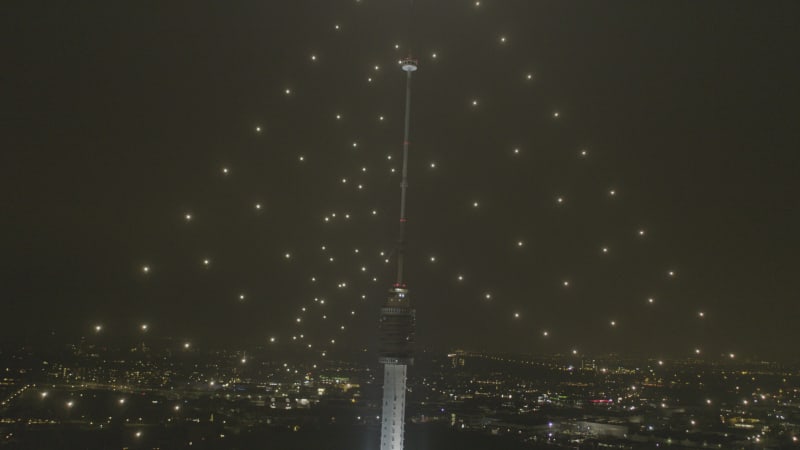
[380,363,407,450]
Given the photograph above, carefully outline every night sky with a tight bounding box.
[3,1,799,359]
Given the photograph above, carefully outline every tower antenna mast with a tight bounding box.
[395,56,416,284]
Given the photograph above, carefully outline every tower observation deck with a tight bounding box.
[378,57,418,450]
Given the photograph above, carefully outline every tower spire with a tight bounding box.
[395,57,417,285]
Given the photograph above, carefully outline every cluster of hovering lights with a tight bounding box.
[117,0,735,362]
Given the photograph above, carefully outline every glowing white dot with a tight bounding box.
[526,73,533,80]
[371,210,377,215]
[94,325,102,332]
[609,189,616,196]
[142,266,150,273]
[517,241,524,247]
[284,88,291,95]
[184,342,190,349]
[513,312,520,319]
[255,203,262,210]
[352,142,358,148]
[222,167,229,174]
[334,24,340,30]
[429,256,436,263]
[457,274,464,281]
[562,280,570,287]
[729,353,735,359]
[601,247,609,253]
[484,293,492,300]
[698,311,705,318]
[255,126,261,132]
[357,184,363,190]
[499,36,507,43]
[141,324,148,331]
[284,253,291,259]
[367,77,372,83]
[542,331,549,337]
[471,99,479,107]
[429,162,436,168]
[379,116,384,121]
[580,149,588,157]
[239,294,245,301]
[387,154,393,160]
[572,349,578,355]
[472,201,479,208]
[310,54,317,61]
[668,270,676,277]
[648,297,654,304]
[638,229,645,236]
[513,148,520,154]
[431,52,437,59]
[475,1,480,6]
[341,178,347,184]
[610,320,616,327]
[556,197,564,204]
[394,44,400,49]
[203,259,210,266]
[695,348,701,354]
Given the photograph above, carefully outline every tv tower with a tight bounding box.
[378,56,418,450]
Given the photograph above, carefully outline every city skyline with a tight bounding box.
[3,0,800,360]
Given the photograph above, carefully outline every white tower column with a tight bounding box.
[380,363,407,450]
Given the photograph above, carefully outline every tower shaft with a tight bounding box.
[378,57,418,450]
[379,363,407,450]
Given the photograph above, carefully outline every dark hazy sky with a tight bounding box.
[2,1,799,359]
